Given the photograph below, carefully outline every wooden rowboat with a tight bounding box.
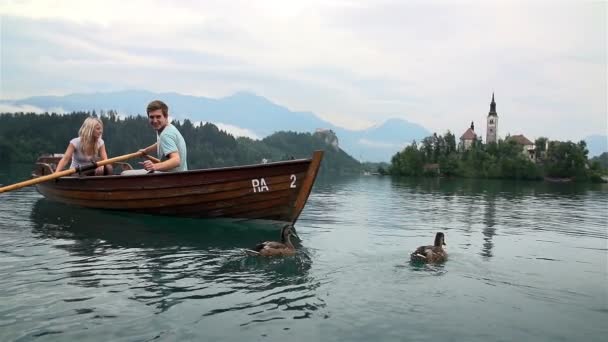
[32,151,324,224]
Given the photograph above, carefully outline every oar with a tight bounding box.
[141,153,161,164]
[0,151,160,194]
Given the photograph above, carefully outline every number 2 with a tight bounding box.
[290,174,297,188]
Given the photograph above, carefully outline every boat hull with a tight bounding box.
[34,151,323,224]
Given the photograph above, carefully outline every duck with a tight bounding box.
[410,232,447,263]
[244,224,298,257]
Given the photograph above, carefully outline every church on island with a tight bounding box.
[459,93,536,161]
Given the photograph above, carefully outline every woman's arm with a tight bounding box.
[94,144,110,175]
[54,143,75,173]
[99,145,109,160]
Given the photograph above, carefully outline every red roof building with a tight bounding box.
[509,134,534,146]
[460,121,477,150]
[508,134,536,161]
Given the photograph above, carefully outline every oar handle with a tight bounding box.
[0,151,151,194]
[142,153,161,163]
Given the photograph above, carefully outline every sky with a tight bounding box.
[0,0,606,141]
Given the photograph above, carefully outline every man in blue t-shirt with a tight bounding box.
[138,100,188,172]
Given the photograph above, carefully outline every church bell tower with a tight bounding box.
[486,93,498,144]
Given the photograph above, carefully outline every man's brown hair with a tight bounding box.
[147,100,169,118]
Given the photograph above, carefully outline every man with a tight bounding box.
[126,100,187,174]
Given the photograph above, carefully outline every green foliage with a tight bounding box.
[543,140,589,179]
[588,153,608,182]
[377,166,389,175]
[0,112,360,176]
[261,131,361,176]
[419,131,457,163]
[361,161,389,175]
[438,153,459,177]
[534,136,549,161]
[388,132,595,182]
[589,152,608,171]
[389,142,424,176]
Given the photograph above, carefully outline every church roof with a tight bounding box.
[488,92,498,116]
[460,128,477,140]
[509,134,534,145]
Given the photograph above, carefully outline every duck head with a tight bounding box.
[434,232,446,247]
[280,224,299,243]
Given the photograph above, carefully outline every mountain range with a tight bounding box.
[1,90,606,159]
[0,90,430,162]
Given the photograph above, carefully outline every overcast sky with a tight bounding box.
[0,0,606,141]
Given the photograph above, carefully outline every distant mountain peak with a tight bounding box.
[365,117,427,132]
[1,89,431,162]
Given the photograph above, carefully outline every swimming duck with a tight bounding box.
[244,224,299,257]
[410,232,447,263]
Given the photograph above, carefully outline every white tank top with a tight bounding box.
[69,137,104,168]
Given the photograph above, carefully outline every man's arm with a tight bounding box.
[139,143,158,156]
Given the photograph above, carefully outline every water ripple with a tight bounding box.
[0,177,606,340]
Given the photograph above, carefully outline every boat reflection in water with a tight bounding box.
[29,199,322,319]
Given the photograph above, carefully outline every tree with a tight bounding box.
[390,141,424,176]
[0,112,361,176]
[544,140,589,179]
[535,137,548,161]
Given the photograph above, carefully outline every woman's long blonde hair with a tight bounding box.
[78,117,103,156]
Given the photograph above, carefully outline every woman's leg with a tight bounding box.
[104,164,114,175]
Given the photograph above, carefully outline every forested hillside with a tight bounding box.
[0,112,361,176]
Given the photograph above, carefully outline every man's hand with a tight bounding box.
[141,160,157,172]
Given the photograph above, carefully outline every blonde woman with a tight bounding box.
[55,117,112,176]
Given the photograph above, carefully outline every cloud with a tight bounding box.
[214,122,261,140]
[0,103,66,114]
[0,1,605,141]
[190,121,260,140]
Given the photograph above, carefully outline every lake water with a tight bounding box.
[1,165,607,341]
